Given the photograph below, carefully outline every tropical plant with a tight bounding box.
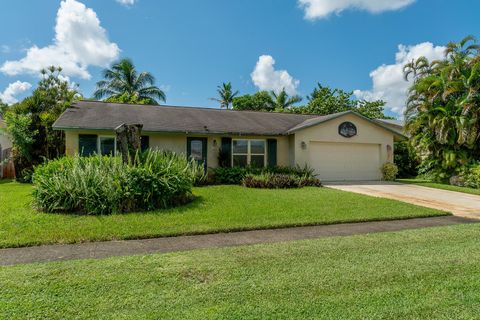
[403,36,480,179]
[93,58,166,105]
[210,82,239,109]
[270,89,302,111]
[32,150,204,215]
[4,66,79,180]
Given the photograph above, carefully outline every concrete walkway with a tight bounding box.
[0,216,475,266]
[325,181,480,219]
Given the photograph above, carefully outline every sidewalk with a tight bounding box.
[1,216,476,266]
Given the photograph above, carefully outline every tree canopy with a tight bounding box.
[93,58,166,105]
[293,83,393,119]
[4,66,80,179]
[403,36,480,178]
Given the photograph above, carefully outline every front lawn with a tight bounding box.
[1,223,480,319]
[0,181,447,248]
[398,178,480,196]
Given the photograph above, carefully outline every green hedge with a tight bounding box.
[32,151,205,215]
[242,173,322,189]
[211,165,317,185]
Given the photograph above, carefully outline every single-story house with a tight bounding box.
[0,115,15,179]
[53,100,405,181]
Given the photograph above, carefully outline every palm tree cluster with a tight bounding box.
[93,58,166,105]
[404,36,480,178]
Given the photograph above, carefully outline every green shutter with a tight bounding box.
[141,136,150,152]
[267,139,277,167]
[220,137,232,167]
[79,134,98,156]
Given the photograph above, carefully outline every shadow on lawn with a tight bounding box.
[39,195,206,217]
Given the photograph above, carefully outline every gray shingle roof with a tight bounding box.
[53,101,405,137]
[53,101,319,135]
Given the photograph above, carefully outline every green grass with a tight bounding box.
[0,181,447,248]
[398,178,480,196]
[1,223,480,319]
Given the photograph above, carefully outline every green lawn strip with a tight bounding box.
[398,178,480,196]
[1,223,479,319]
[0,182,447,248]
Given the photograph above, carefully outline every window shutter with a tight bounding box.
[267,139,277,167]
[141,136,150,152]
[220,137,232,167]
[79,134,98,156]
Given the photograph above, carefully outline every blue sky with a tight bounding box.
[0,0,479,118]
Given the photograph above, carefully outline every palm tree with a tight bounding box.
[403,36,480,178]
[210,82,239,109]
[93,58,166,105]
[270,89,302,110]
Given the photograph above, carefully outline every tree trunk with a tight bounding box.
[115,123,143,164]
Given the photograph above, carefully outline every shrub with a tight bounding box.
[381,162,399,181]
[452,162,480,188]
[242,173,322,189]
[394,141,419,178]
[32,150,204,215]
[211,165,316,185]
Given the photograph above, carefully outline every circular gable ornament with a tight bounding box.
[338,122,357,138]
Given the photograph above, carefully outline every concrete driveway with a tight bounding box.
[325,181,480,219]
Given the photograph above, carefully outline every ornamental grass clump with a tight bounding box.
[32,150,205,215]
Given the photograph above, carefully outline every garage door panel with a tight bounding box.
[309,142,381,181]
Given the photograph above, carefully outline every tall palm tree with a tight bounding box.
[270,89,302,110]
[93,58,166,105]
[210,82,239,109]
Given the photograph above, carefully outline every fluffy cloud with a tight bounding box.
[251,55,299,95]
[116,0,136,6]
[0,0,119,80]
[354,42,446,116]
[298,0,415,20]
[0,81,32,105]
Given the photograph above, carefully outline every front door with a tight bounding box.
[187,138,207,170]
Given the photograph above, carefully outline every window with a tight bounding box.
[79,135,98,156]
[232,139,265,167]
[99,137,115,155]
[79,134,116,156]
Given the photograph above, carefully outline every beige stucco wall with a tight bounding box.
[63,130,290,168]
[293,113,394,180]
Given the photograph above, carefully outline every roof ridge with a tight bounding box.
[76,100,315,118]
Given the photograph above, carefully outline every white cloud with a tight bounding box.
[298,0,415,20]
[0,81,32,105]
[0,0,119,80]
[354,42,446,116]
[116,0,136,6]
[251,55,299,95]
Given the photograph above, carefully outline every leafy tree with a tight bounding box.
[295,83,392,119]
[0,100,7,117]
[93,58,166,105]
[4,66,79,179]
[270,89,302,111]
[403,36,480,179]
[210,82,239,109]
[232,91,274,111]
[105,92,151,105]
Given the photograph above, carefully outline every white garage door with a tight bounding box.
[309,142,381,181]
